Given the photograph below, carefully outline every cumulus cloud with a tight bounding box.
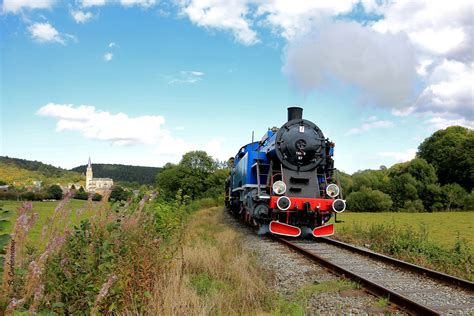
[178,1,362,44]
[372,0,473,62]
[37,103,166,146]
[71,10,93,23]
[256,0,358,40]
[179,0,259,45]
[2,0,54,13]
[28,22,66,44]
[413,60,473,120]
[283,21,417,108]
[426,117,474,130]
[36,103,232,165]
[378,148,417,163]
[82,0,106,7]
[108,42,116,48]
[120,0,156,7]
[168,70,205,84]
[103,52,113,61]
[346,118,395,135]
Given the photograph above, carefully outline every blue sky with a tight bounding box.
[1,0,472,173]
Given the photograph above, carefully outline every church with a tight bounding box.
[85,157,114,193]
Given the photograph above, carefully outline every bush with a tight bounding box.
[403,199,425,212]
[92,193,102,201]
[47,184,63,200]
[109,185,130,202]
[346,187,393,212]
[0,191,18,200]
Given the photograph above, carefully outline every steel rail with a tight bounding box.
[321,237,474,292]
[273,236,441,316]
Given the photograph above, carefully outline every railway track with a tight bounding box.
[273,236,474,315]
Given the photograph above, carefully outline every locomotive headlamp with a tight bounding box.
[326,184,340,198]
[332,199,346,213]
[277,196,291,211]
[272,181,287,195]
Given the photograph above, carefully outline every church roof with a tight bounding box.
[88,156,92,168]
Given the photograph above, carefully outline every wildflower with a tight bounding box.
[91,274,118,315]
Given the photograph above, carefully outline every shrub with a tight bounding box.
[403,199,425,212]
[346,187,393,212]
[47,185,63,200]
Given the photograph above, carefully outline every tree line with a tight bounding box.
[71,163,162,185]
[342,126,473,212]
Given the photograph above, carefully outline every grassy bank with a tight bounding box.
[148,206,276,314]
[333,212,473,280]
[334,211,474,247]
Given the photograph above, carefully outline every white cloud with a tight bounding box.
[28,22,65,44]
[178,1,362,44]
[256,0,358,40]
[120,0,156,7]
[179,0,259,45]
[82,0,106,7]
[108,42,116,48]
[378,148,417,163]
[413,60,473,120]
[36,103,232,166]
[168,70,205,84]
[103,52,113,61]
[71,10,93,23]
[426,117,474,130]
[346,119,395,135]
[283,21,417,108]
[2,0,54,13]
[372,0,473,62]
[37,103,166,146]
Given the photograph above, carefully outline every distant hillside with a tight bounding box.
[0,156,84,186]
[71,164,161,185]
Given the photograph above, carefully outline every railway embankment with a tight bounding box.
[223,209,401,315]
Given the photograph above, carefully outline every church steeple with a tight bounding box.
[86,157,93,191]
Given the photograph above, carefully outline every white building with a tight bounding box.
[86,157,113,193]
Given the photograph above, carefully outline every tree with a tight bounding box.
[346,187,393,212]
[418,126,474,191]
[442,183,467,211]
[47,184,63,200]
[387,158,437,211]
[109,185,130,202]
[180,151,217,175]
[156,151,225,200]
[351,169,389,193]
[336,171,353,196]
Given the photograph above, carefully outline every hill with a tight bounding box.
[0,156,84,186]
[71,163,161,185]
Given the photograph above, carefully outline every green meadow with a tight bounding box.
[1,199,98,250]
[334,211,474,248]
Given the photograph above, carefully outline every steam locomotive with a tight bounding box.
[225,107,345,237]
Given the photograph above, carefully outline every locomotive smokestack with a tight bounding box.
[287,107,303,121]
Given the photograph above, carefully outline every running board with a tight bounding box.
[269,221,301,237]
[313,224,334,237]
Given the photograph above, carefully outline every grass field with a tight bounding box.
[333,211,474,248]
[1,199,97,250]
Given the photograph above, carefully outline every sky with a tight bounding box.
[0,0,473,174]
